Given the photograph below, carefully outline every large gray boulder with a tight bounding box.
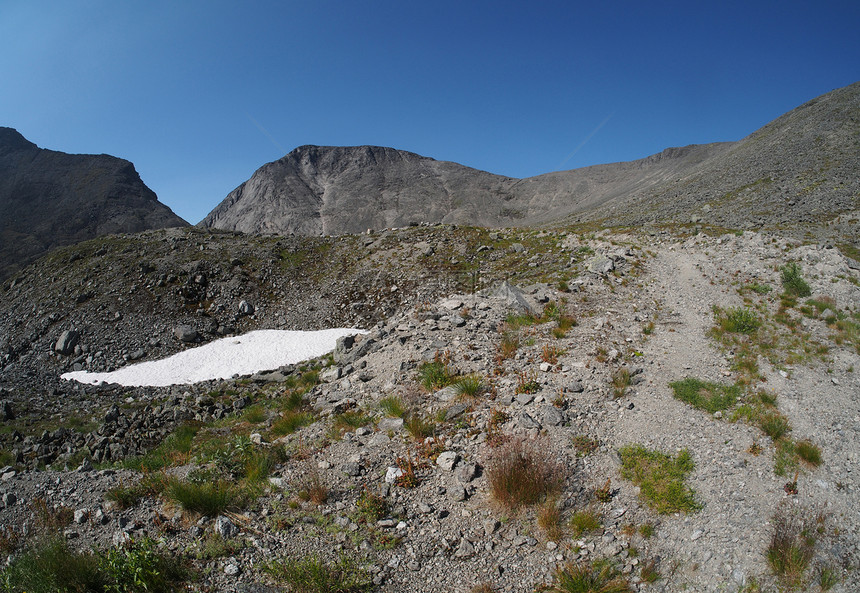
[54,330,80,355]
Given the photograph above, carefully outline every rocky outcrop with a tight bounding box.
[0,127,188,280]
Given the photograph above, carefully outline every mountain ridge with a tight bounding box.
[0,127,189,280]
[200,82,860,240]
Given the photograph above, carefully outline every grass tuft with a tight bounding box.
[165,478,242,516]
[569,508,601,537]
[546,559,633,593]
[486,437,563,509]
[715,306,761,334]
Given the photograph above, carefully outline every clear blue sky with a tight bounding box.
[2,1,858,224]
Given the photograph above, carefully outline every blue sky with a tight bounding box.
[2,1,858,224]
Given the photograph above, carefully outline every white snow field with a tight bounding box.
[61,328,365,387]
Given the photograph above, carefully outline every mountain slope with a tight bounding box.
[0,128,189,280]
[201,82,860,239]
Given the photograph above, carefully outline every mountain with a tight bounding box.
[0,128,188,280]
[201,82,860,240]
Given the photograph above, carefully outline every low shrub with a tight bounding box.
[781,262,812,298]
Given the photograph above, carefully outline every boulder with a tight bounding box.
[54,330,80,355]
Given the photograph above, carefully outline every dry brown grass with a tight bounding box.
[486,436,564,509]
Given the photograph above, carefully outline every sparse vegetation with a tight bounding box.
[611,368,631,398]
[165,478,243,516]
[417,352,455,390]
[454,374,487,398]
[378,395,407,418]
[766,505,824,590]
[714,306,761,334]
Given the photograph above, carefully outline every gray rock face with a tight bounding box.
[0,128,188,281]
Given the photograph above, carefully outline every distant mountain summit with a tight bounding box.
[0,128,188,280]
[201,82,860,240]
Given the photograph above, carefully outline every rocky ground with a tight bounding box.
[0,227,859,592]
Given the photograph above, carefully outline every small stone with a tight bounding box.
[483,518,500,536]
[539,362,552,372]
[455,463,479,483]
[378,417,404,432]
[73,509,89,524]
[454,538,475,558]
[691,529,704,541]
[385,467,404,483]
[224,563,241,576]
[341,462,361,477]
[436,451,460,471]
[569,380,585,393]
[448,483,468,502]
[215,515,237,539]
[2,492,16,507]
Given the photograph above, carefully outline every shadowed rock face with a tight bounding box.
[0,128,188,280]
[201,82,860,240]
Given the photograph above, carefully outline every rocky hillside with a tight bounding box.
[0,224,859,592]
[0,127,188,281]
[200,83,860,242]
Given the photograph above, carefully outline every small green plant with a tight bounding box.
[572,435,599,457]
[377,395,407,418]
[122,423,199,472]
[744,283,772,295]
[781,262,812,298]
[486,437,563,509]
[196,532,244,560]
[266,554,373,593]
[638,523,655,539]
[105,473,167,510]
[715,306,761,334]
[669,377,740,414]
[355,488,389,523]
[618,445,700,514]
[403,414,436,441]
[594,478,613,503]
[817,564,840,591]
[537,498,564,541]
[241,405,267,423]
[569,508,602,537]
[270,410,315,436]
[546,559,633,593]
[328,410,371,438]
[417,352,455,390]
[515,370,541,395]
[639,559,660,584]
[759,412,791,441]
[100,537,184,593]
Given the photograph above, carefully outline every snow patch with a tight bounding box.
[61,328,365,387]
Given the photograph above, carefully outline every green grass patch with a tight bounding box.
[0,536,185,593]
[453,374,487,398]
[122,423,199,472]
[417,356,455,391]
[546,559,633,593]
[796,439,822,466]
[669,377,740,414]
[618,445,701,514]
[266,554,373,593]
[165,478,244,516]
[270,410,315,437]
[378,395,407,418]
[569,508,602,537]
